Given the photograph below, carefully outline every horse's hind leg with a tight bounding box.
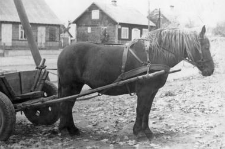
[58,80,84,136]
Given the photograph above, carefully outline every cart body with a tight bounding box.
[0,69,59,141]
[0,70,43,103]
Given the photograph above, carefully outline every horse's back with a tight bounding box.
[58,42,123,63]
[57,42,124,88]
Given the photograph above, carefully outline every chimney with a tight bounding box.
[170,5,174,11]
[112,0,117,6]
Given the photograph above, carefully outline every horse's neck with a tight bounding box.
[149,48,185,68]
[131,41,186,68]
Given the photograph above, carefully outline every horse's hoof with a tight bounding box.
[133,125,142,136]
[144,130,154,141]
[68,127,81,136]
[136,131,148,142]
[59,128,69,136]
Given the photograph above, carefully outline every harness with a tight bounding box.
[116,39,170,82]
[113,39,170,95]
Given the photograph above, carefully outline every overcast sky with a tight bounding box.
[45,0,225,27]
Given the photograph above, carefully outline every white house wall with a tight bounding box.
[1,24,12,46]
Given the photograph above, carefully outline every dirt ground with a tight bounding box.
[0,37,225,149]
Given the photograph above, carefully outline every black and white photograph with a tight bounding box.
[0,0,225,148]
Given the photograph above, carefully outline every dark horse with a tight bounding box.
[57,26,214,139]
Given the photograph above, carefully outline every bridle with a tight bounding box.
[184,36,212,69]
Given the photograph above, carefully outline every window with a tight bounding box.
[92,10,99,19]
[19,25,26,40]
[49,27,56,41]
[132,28,140,40]
[88,27,91,33]
[142,29,148,37]
[121,27,129,39]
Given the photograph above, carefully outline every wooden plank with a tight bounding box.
[20,70,36,94]
[35,70,49,91]
[0,77,12,98]
[0,77,16,100]
[4,72,21,95]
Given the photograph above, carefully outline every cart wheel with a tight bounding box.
[0,92,16,141]
[24,81,59,125]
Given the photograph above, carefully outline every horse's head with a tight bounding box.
[190,26,214,76]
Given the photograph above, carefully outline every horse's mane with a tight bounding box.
[142,28,201,63]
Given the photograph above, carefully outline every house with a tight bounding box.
[73,0,155,44]
[0,0,62,50]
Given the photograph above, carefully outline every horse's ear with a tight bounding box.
[199,25,206,38]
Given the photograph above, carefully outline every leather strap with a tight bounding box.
[129,48,144,64]
[118,39,171,82]
[121,40,144,74]
[121,45,129,74]
[144,40,150,63]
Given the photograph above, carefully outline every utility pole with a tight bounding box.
[148,0,150,31]
[158,8,161,28]
[13,0,42,67]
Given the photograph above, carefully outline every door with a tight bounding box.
[38,26,46,48]
[132,28,140,40]
[1,24,12,46]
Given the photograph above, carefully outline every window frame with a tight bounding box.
[92,10,100,20]
[49,27,56,42]
[121,27,129,39]
[132,28,141,40]
[19,24,26,40]
[142,28,148,37]
[87,27,91,33]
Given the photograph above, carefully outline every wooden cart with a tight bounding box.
[0,62,59,141]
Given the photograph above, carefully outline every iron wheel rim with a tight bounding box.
[0,109,3,131]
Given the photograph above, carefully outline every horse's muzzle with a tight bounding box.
[202,68,214,76]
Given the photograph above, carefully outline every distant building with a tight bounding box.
[73,1,155,44]
[148,6,180,29]
[0,0,62,50]
[148,9,171,29]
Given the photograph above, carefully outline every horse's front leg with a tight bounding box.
[133,86,158,140]
[142,91,158,139]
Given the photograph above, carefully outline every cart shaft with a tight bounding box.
[15,70,166,111]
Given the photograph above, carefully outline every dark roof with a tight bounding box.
[0,0,62,25]
[73,2,155,26]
